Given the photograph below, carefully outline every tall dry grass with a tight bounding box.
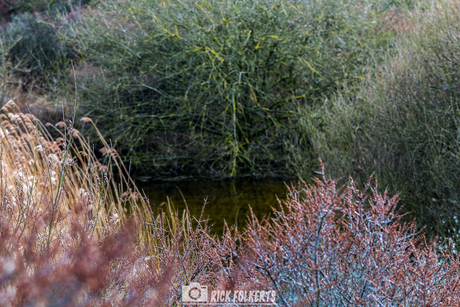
[0,99,148,304]
[0,99,238,305]
[0,99,145,239]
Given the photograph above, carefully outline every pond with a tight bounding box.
[137,180,296,235]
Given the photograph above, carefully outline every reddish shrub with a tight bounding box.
[241,168,460,306]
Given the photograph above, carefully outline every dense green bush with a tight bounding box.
[1,13,72,87]
[66,0,395,179]
[312,0,460,241]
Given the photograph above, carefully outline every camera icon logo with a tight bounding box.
[182,282,208,303]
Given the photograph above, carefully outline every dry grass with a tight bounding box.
[0,99,145,237]
[0,99,150,305]
[0,99,237,305]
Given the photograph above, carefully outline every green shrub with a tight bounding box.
[312,0,460,241]
[67,0,395,179]
[1,13,72,86]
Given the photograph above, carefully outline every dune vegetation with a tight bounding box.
[0,111,458,305]
[2,0,460,305]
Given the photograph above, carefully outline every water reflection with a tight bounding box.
[138,180,294,235]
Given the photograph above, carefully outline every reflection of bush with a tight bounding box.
[69,0,392,179]
[313,0,460,242]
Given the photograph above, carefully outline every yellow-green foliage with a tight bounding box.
[60,0,395,179]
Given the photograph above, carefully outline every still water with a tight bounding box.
[138,180,295,235]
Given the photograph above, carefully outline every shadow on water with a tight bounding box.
[138,180,296,235]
